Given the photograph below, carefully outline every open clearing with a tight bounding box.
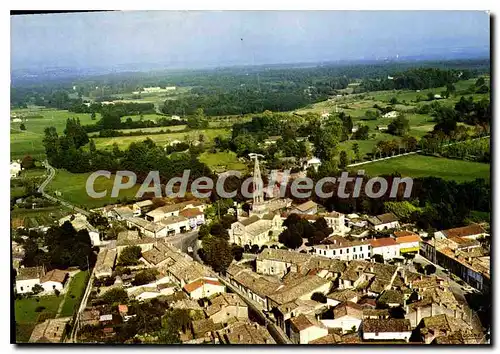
[198,151,248,173]
[354,154,490,182]
[11,206,72,229]
[59,270,89,317]
[46,169,142,209]
[93,128,231,150]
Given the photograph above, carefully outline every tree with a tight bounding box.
[118,246,142,266]
[389,97,399,105]
[231,244,244,261]
[311,292,327,303]
[311,116,343,162]
[101,288,128,304]
[21,155,35,169]
[31,284,44,295]
[91,112,96,120]
[339,150,348,169]
[372,254,384,263]
[278,228,303,249]
[387,115,410,136]
[475,77,486,87]
[352,143,361,162]
[203,236,234,273]
[20,123,26,131]
[425,264,436,275]
[133,269,159,286]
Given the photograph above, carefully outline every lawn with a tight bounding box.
[15,295,62,324]
[59,271,89,317]
[45,169,142,209]
[354,154,490,182]
[198,151,248,173]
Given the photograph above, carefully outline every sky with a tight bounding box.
[11,11,490,71]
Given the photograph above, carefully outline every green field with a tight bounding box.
[15,295,63,342]
[354,154,490,182]
[15,295,62,324]
[93,128,231,150]
[198,151,248,173]
[59,271,89,317]
[11,206,72,229]
[46,169,142,208]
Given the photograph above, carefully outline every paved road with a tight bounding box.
[37,161,90,216]
[67,269,95,343]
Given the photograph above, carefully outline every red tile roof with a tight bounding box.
[395,234,421,244]
[370,237,397,248]
[442,224,486,238]
[183,278,222,293]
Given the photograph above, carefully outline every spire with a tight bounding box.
[249,153,264,206]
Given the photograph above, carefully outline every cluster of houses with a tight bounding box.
[222,247,484,344]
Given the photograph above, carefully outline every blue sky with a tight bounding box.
[11,11,490,70]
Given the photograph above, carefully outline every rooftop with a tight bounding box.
[293,200,318,212]
[441,224,486,238]
[40,269,68,284]
[16,266,45,281]
[363,318,411,333]
[370,237,398,248]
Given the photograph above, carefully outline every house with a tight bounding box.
[377,289,404,308]
[229,213,282,246]
[382,111,398,118]
[289,314,329,344]
[320,301,363,333]
[313,236,371,261]
[370,237,400,260]
[105,206,134,220]
[10,161,22,178]
[434,224,488,240]
[394,231,421,254]
[321,211,348,235]
[326,289,360,307]
[124,217,169,238]
[40,269,68,293]
[80,309,100,326]
[267,276,332,312]
[132,200,154,216]
[303,157,322,172]
[290,201,318,215]
[367,213,400,231]
[183,278,225,300]
[275,299,328,331]
[15,266,45,294]
[29,317,71,343]
[115,230,156,255]
[362,318,412,342]
[416,314,474,344]
[217,321,276,344]
[191,318,220,342]
[94,248,117,278]
[179,208,205,229]
[205,293,248,324]
[376,125,388,131]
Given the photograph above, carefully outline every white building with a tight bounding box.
[40,269,68,293]
[229,213,282,246]
[15,267,44,294]
[313,236,371,261]
[382,111,399,118]
[183,278,225,300]
[10,161,22,179]
[370,237,400,260]
[303,157,322,172]
[290,201,318,215]
[205,293,248,324]
[321,211,348,235]
[434,224,488,241]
